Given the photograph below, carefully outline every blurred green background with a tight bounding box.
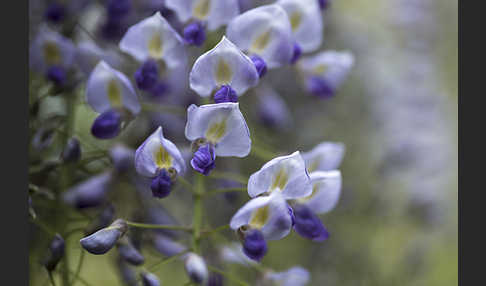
[29,0,458,285]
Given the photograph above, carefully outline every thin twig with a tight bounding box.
[126,221,193,232]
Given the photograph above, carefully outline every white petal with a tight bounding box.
[298,170,342,214]
[301,141,345,172]
[226,4,293,68]
[165,0,193,23]
[184,103,251,157]
[85,61,141,115]
[266,267,310,286]
[206,0,240,31]
[248,151,312,199]
[277,0,323,52]
[135,126,186,177]
[29,25,75,73]
[189,36,259,97]
[298,51,355,88]
[220,243,256,266]
[119,12,186,68]
[230,195,273,230]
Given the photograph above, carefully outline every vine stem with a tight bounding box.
[208,171,248,185]
[203,187,247,198]
[192,174,205,253]
[125,221,193,232]
[207,265,250,286]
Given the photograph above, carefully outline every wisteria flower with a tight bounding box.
[256,84,293,130]
[75,41,122,75]
[30,25,75,85]
[292,204,329,241]
[189,36,259,102]
[295,170,342,214]
[297,50,355,98]
[119,11,186,68]
[135,126,186,198]
[63,171,113,209]
[185,102,251,175]
[301,141,345,173]
[86,61,140,139]
[276,0,323,55]
[226,4,294,69]
[265,266,310,286]
[230,192,293,260]
[165,0,239,46]
[248,151,312,200]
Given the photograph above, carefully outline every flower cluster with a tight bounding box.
[29,0,354,284]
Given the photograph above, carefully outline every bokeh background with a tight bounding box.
[29,0,458,285]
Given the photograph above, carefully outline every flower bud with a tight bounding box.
[290,43,302,64]
[47,66,66,86]
[141,272,160,286]
[84,204,116,235]
[184,253,209,284]
[63,172,113,209]
[153,234,187,257]
[214,85,238,103]
[242,228,267,261]
[117,238,145,266]
[150,169,173,198]
[306,76,335,98]
[190,144,216,176]
[80,219,128,255]
[135,60,159,91]
[107,0,132,20]
[318,0,330,10]
[44,234,65,272]
[62,137,81,163]
[183,21,206,46]
[250,55,267,78]
[91,109,122,139]
[292,204,329,241]
[110,144,135,172]
[45,3,65,23]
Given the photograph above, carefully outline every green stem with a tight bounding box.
[203,187,247,198]
[200,224,230,239]
[126,221,193,232]
[68,269,94,286]
[192,174,204,253]
[178,176,196,194]
[48,271,57,286]
[70,249,85,286]
[250,144,277,161]
[147,251,189,272]
[208,171,248,185]
[207,265,250,286]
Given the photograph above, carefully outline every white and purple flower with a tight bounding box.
[302,141,345,173]
[265,266,311,286]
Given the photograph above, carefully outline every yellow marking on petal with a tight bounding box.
[307,157,321,173]
[250,30,271,53]
[205,120,227,143]
[299,182,321,203]
[290,11,302,31]
[193,0,210,20]
[215,59,233,85]
[270,168,289,192]
[154,145,173,169]
[312,64,328,75]
[44,41,61,65]
[148,33,163,59]
[249,205,270,229]
[106,79,123,107]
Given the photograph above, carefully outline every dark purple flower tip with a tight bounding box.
[80,219,127,255]
[318,0,330,10]
[107,0,132,20]
[183,21,206,46]
[91,109,122,139]
[307,76,335,99]
[151,169,173,198]
[214,85,238,103]
[242,229,267,261]
[62,137,81,163]
[190,144,216,176]
[150,81,170,97]
[47,66,66,86]
[44,234,65,272]
[290,42,302,64]
[45,3,65,23]
[100,19,125,40]
[250,55,267,78]
[118,242,145,266]
[292,204,329,242]
[135,60,159,90]
[288,205,296,226]
[141,272,160,286]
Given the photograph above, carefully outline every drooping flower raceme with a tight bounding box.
[165,0,240,45]
[297,50,355,98]
[301,141,345,173]
[276,0,323,57]
[135,126,186,198]
[85,61,140,139]
[119,12,186,96]
[226,4,294,70]
[264,266,311,286]
[30,25,75,85]
[189,36,259,103]
[185,102,251,175]
[248,151,312,200]
[230,192,293,261]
